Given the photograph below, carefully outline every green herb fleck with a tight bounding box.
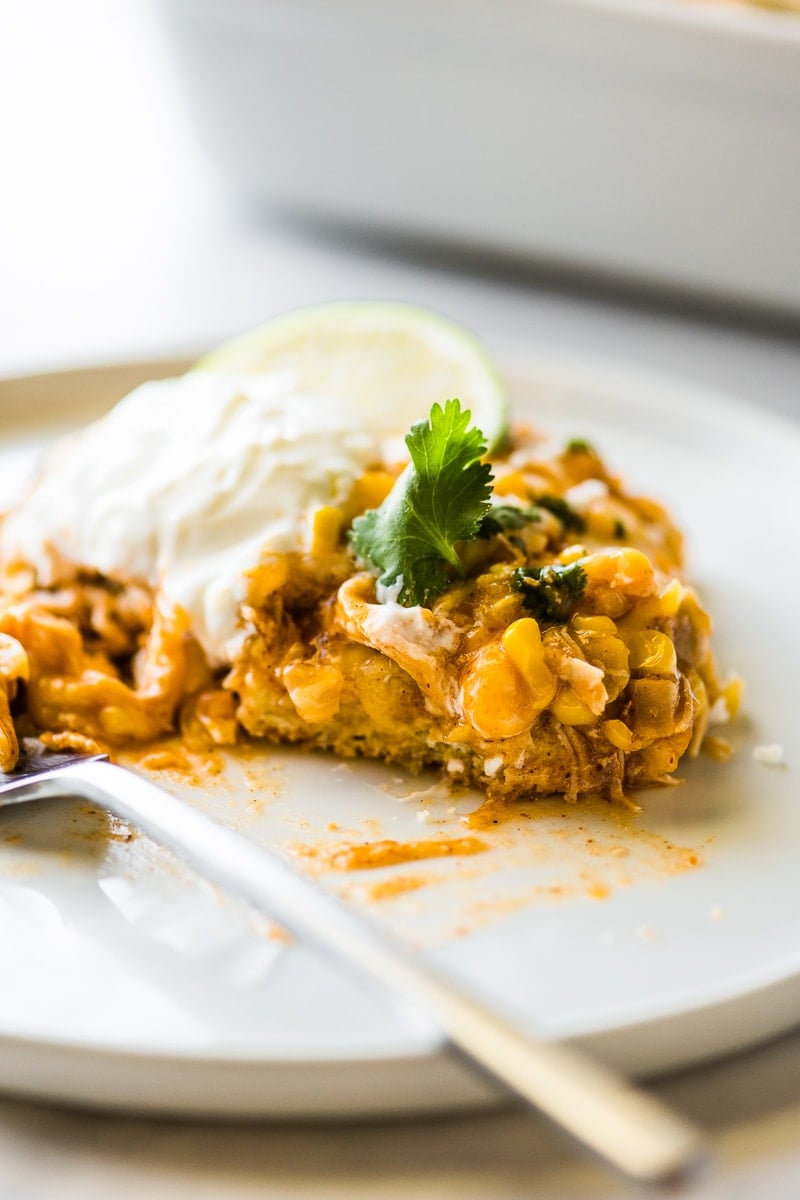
[535,494,587,534]
[612,518,627,540]
[477,504,540,539]
[511,562,588,624]
[565,438,595,455]
[350,399,493,606]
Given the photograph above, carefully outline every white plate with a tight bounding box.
[0,353,797,1118]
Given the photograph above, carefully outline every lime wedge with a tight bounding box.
[194,301,509,452]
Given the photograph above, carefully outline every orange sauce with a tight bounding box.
[294,835,488,872]
[121,738,226,787]
[115,741,706,929]
[360,874,430,901]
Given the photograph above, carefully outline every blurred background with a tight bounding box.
[1,0,799,409]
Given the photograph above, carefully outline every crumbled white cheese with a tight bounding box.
[753,744,785,767]
[362,599,461,653]
[707,697,732,726]
[564,478,609,508]
[483,756,503,778]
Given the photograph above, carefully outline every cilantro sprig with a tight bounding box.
[350,399,493,607]
[535,495,586,534]
[511,562,587,624]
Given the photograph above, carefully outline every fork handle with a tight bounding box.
[41,757,705,1185]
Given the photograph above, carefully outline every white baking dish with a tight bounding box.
[157,0,800,315]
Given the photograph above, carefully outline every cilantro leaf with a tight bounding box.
[477,504,540,539]
[511,562,587,624]
[350,399,493,606]
[535,494,586,534]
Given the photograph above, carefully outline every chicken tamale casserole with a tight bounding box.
[0,309,737,803]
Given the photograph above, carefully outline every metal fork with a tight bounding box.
[0,743,707,1186]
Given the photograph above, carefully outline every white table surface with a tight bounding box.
[2,3,800,1197]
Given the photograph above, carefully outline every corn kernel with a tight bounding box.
[462,642,553,739]
[570,615,617,636]
[344,470,397,519]
[657,579,683,618]
[501,618,543,675]
[283,662,343,724]
[722,675,744,720]
[501,619,557,709]
[627,630,677,676]
[308,506,343,556]
[603,719,635,751]
[462,645,530,739]
[492,470,528,498]
[551,686,596,726]
[559,544,587,565]
[582,548,656,595]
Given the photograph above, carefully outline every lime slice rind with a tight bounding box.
[194,301,509,453]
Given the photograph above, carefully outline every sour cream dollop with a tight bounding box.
[1,373,384,664]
